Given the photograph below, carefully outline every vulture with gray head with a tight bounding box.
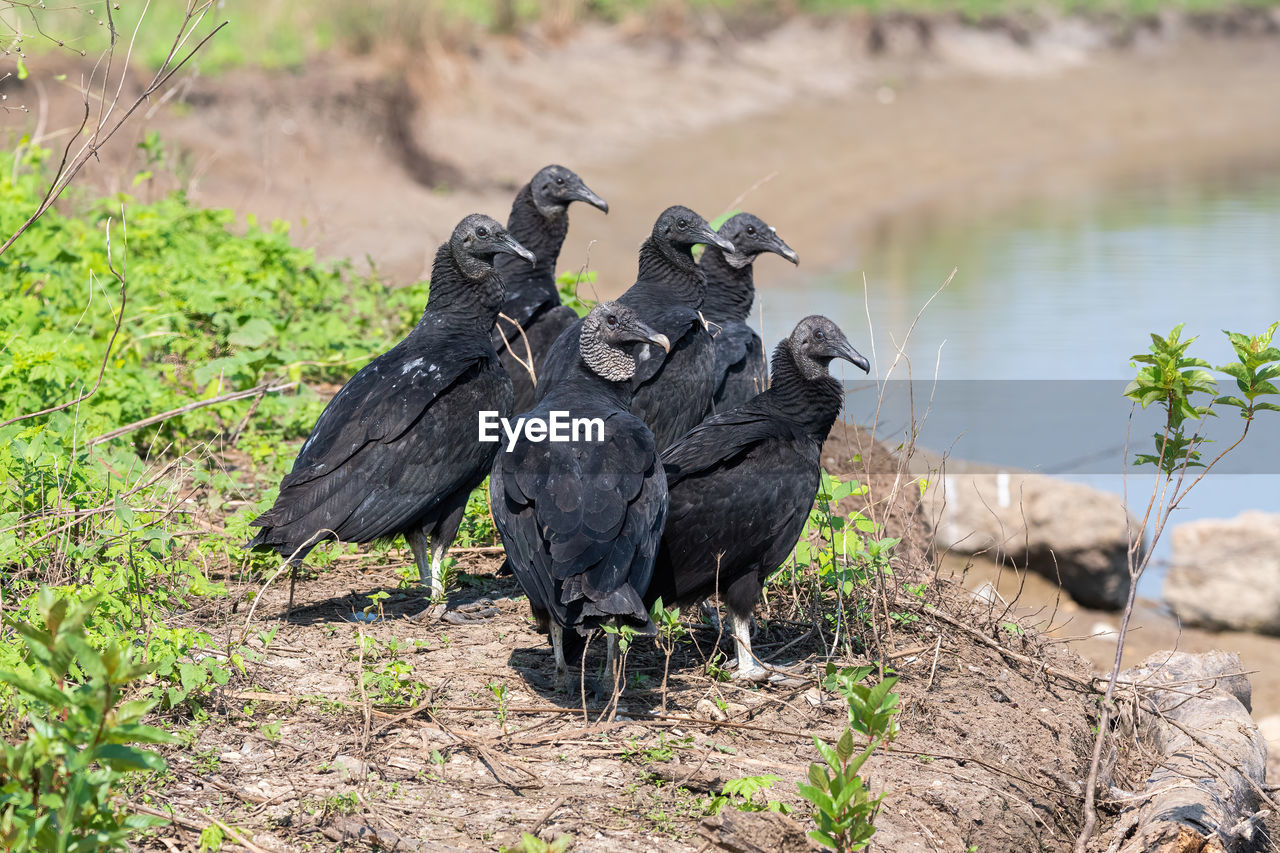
[699,212,798,415]
[644,316,870,680]
[492,302,670,687]
[248,214,534,608]
[491,165,609,412]
[537,205,735,451]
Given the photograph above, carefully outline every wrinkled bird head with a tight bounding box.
[580,302,671,383]
[715,213,798,269]
[451,213,536,278]
[530,165,609,218]
[789,316,870,380]
[652,205,736,257]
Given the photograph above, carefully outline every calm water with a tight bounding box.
[757,164,1280,591]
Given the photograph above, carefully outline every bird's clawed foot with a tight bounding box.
[406,598,501,623]
[731,657,770,682]
[441,599,501,624]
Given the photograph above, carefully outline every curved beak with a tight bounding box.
[695,221,736,255]
[766,231,799,265]
[834,338,871,374]
[621,319,671,353]
[567,181,609,214]
[499,233,537,266]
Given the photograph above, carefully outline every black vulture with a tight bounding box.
[537,205,735,451]
[491,302,671,685]
[491,165,609,412]
[700,212,798,416]
[248,214,535,606]
[644,316,870,680]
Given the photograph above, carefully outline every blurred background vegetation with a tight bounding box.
[5,0,1277,75]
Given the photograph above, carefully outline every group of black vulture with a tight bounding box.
[248,165,870,687]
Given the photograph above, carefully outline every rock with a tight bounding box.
[700,809,820,853]
[925,471,1136,609]
[1258,715,1280,785]
[1165,512,1280,634]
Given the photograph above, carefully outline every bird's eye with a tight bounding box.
[606,315,618,327]
[746,226,756,235]
[815,330,826,341]
[476,227,489,238]
[677,218,688,229]
[555,177,565,186]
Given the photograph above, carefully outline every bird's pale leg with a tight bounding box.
[604,632,618,692]
[731,610,768,681]
[550,623,569,692]
[407,527,432,587]
[427,534,450,601]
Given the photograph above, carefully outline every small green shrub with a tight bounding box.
[0,589,176,852]
[704,774,792,815]
[797,666,900,853]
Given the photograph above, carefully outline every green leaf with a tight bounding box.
[93,744,168,773]
[0,672,67,709]
[227,317,275,349]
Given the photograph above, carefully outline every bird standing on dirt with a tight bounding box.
[699,212,798,415]
[537,205,735,451]
[491,302,671,688]
[645,316,870,680]
[248,214,535,609]
[491,165,609,412]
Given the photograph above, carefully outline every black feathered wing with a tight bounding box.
[647,405,819,609]
[250,335,512,551]
[492,410,667,635]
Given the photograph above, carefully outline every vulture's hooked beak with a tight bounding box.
[568,181,609,214]
[696,223,736,255]
[835,339,871,374]
[500,234,537,266]
[766,232,799,265]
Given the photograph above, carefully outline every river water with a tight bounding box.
[758,157,1280,592]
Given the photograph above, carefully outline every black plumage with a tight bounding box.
[700,212,798,416]
[491,165,609,412]
[644,316,870,680]
[491,302,671,683]
[537,205,735,451]
[248,214,535,606]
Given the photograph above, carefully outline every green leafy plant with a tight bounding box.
[784,471,899,655]
[621,733,692,765]
[649,598,687,712]
[0,589,176,852]
[499,832,573,853]
[487,681,511,735]
[1078,323,1280,850]
[704,774,792,815]
[797,666,900,852]
[555,269,598,318]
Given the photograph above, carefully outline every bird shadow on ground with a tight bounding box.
[266,573,523,626]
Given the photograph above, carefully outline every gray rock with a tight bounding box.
[926,471,1137,609]
[1166,511,1280,634]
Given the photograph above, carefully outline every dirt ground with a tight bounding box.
[145,543,1100,852]
[125,424,1112,853]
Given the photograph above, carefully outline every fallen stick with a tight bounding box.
[86,381,296,447]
